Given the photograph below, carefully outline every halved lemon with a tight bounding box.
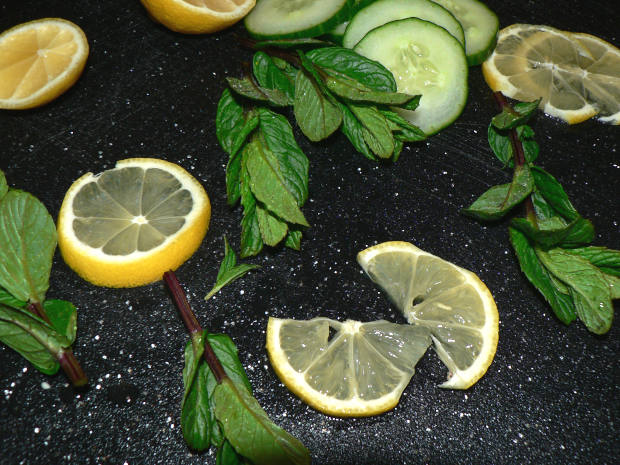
[357,241,499,390]
[140,0,256,34]
[266,317,431,417]
[57,158,210,287]
[0,18,89,110]
[482,24,620,124]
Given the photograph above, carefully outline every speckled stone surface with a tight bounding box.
[0,1,618,464]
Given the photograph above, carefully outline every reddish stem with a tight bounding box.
[163,271,228,384]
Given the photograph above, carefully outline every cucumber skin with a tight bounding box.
[466,31,497,66]
[244,0,356,40]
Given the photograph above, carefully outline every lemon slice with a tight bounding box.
[482,23,620,124]
[357,241,499,389]
[57,158,211,288]
[140,0,256,34]
[0,18,89,110]
[266,317,431,417]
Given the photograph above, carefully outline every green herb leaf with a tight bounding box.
[258,108,309,205]
[563,246,620,277]
[284,228,302,251]
[510,216,595,249]
[253,52,296,102]
[181,331,210,451]
[348,103,394,159]
[508,228,576,324]
[205,237,259,300]
[0,287,26,309]
[531,166,580,221]
[380,109,426,142]
[294,68,342,141]
[217,440,247,465]
[0,304,70,374]
[537,248,613,334]
[239,157,264,258]
[0,190,57,303]
[257,204,288,246]
[0,170,7,200]
[602,273,620,299]
[244,139,309,227]
[214,378,311,465]
[488,124,539,167]
[306,47,396,92]
[491,99,540,129]
[463,164,534,220]
[217,89,249,157]
[226,76,291,107]
[43,300,77,344]
[338,103,375,160]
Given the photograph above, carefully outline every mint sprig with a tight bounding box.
[216,40,426,257]
[464,92,617,334]
[0,170,87,386]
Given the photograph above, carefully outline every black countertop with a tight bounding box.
[0,1,618,464]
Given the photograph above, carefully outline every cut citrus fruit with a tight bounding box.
[482,24,620,124]
[140,0,256,34]
[57,158,211,288]
[0,18,89,110]
[266,317,432,417]
[357,241,499,389]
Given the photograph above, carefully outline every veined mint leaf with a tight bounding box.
[181,331,210,451]
[348,103,394,159]
[294,68,342,142]
[339,103,375,161]
[463,164,534,221]
[244,139,309,227]
[531,167,579,221]
[0,170,7,200]
[216,90,259,160]
[253,52,295,102]
[306,47,396,92]
[488,124,539,167]
[0,287,26,309]
[258,108,309,205]
[537,248,613,334]
[43,300,77,344]
[257,204,288,246]
[508,228,576,324]
[491,99,540,129]
[239,158,264,258]
[381,109,426,142]
[205,237,259,301]
[563,246,620,277]
[214,378,311,465]
[217,440,247,465]
[226,76,291,107]
[0,304,71,374]
[284,229,302,251]
[511,216,595,249]
[0,190,57,303]
[226,154,243,207]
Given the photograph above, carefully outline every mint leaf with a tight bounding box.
[257,205,288,246]
[244,139,309,227]
[508,228,576,324]
[239,157,264,258]
[0,304,71,375]
[381,109,426,142]
[0,170,7,199]
[491,99,540,129]
[531,167,580,221]
[43,300,77,344]
[463,164,534,220]
[511,216,595,249]
[563,246,620,277]
[339,102,375,160]
[306,46,396,92]
[0,287,26,309]
[214,378,311,465]
[252,52,296,102]
[348,103,394,159]
[294,68,342,141]
[258,108,309,205]
[205,237,259,301]
[217,440,246,465]
[226,76,291,107]
[537,248,613,334]
[0,190,57,303]
[488,124,539,167]
[181,331,210,451]
[284,228,302,251]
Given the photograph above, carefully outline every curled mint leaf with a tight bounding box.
[253,52,295,102]
[226,76,291,107]
[531,166,580,221]
[205,237,259,301]
[348,103,394,159]
[491,98,540,129]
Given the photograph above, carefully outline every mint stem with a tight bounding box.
[163,271,228,383]
[28,301,88,387]
[493,91,536,221]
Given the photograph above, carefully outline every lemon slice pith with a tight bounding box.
[358,241,499,390]
[482,23,620,124]
[57,158,211,288]
[266,242,499,417]
[140,0,257,34]
[0,18,89,110]
[267,318,431,417]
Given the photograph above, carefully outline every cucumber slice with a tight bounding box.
[354,18,468,135]
[432,0,499,65]
[343,0,465,49]
[244,0,354,39]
